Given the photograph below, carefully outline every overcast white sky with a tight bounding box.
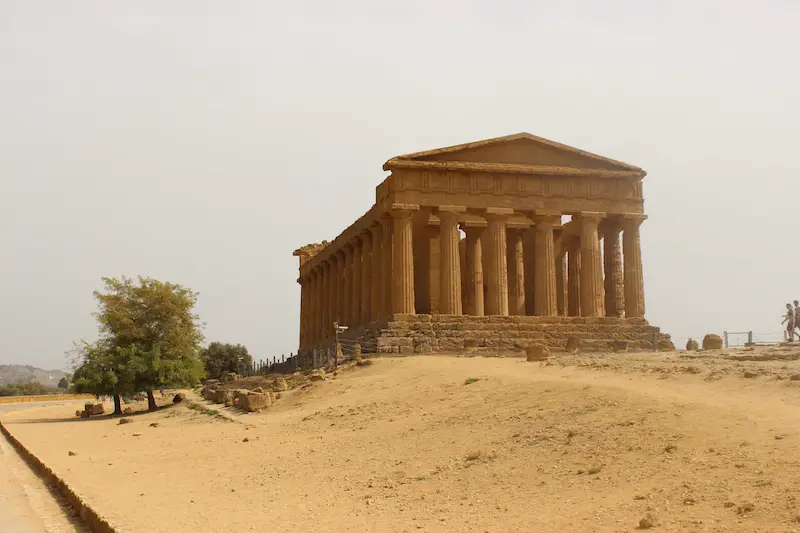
[2,1,799,369]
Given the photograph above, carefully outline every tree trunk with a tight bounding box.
[113,394,122,415]
[146,389,157,411]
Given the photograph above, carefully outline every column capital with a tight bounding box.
[531,209,561,217]
[389,203,420,218]
[484,207,514,221]
[437,205,466,220]
[621,213,648,228]
[533,215,561,229]
[577,211,606,221]
[460,220,488,231]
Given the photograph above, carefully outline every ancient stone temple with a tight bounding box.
[293,133,670,354]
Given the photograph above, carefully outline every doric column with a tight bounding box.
[333,251,343,324]
[438,205,465,315]
[309,269,319,345]
[556,244,567,317]
[351,238,362,327]
[566,237,581,317]
[327,257,337,335]
[507,228,526,316]
[320,260,330,341]
[298,276,307,349]
[533,215,559,316]
[390,204,419,314]
[360,232,372,325]
[379,217,393,318]
[484,207,513,316]
[622,214,647,318]
[342,244,353,326]
[603,219,625,318]
[579,212,606,317]
[461,222,486,316]
[369,224,382,322]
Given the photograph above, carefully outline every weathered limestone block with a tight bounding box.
[223,372,239,383]
[272,378,288,392]
[686,339,699,351]
[702,334,723,350]
[565,337,581,353]
[613,340,629,353]
[173,392,185,403]
[240,392,271,412]
[658,338,675,351]
[310,369,326,382]
[84,403,104,416]
[526,343,551,361]
[213,389,229,404]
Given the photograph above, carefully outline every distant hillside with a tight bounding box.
[0,364,68,387]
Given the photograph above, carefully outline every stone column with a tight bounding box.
[379,217,393,318]
[603,219,625,318]
[567,237,581,317]
[327,256,337,334]
[484,208,513,316]
[533,215,559,316]
[308,269,318,345]
[342,244,353,326]
[351,238,362,327]
[360,232,372,325]
[461,222,486,316]
[320,260,330,341]
[579,212,606,317]
[556,245,567,317]
[298,276,307,349]
[333,251,343,324]
[507,228,526,316]
[390,204,419,314]
[622,214,647,318]
[369,224,382,322]
[438,205,465,315]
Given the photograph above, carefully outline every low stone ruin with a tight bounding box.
[525,343,551,362]
[240,392,271,412]
[702,334,723,350]
[78,402,105,418]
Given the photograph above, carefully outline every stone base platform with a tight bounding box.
[341,314,672,354]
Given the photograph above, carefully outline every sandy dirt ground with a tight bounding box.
[4,347,800,532]
[0,401,86,533]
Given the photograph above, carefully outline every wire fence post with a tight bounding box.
[747,331,753,346]
[723,331,728,349]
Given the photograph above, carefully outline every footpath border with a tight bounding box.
[0,420,122,533]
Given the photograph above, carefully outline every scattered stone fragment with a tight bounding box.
[242,437,250,443]
[68,451,76,456]
[638,513,659,529]
[240,392,271,412]
[132,433,142,437]
[775,435,785,440]
[723,501,735,508]
[75,410,82,417]
[664,443,677,453]
[525,343,550,362]
[252,386,265,394]
[310,369,326,382]
[123,407,134,414]
[743,371,758,379]
[272,378,288,392]
[118,418,133,425]
[173,392,185,403]
[737,502,755,515]
[791,374,800,381]
[149,422,159,428]
[702,334,723,350]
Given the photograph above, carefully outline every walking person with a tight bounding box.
[793,300,800,339]
[782,303,795,341]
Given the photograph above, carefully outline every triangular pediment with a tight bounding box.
[384,133,642,174]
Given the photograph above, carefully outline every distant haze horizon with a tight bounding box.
[2,1,799,369]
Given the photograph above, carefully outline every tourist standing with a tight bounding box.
[782,303,795,341]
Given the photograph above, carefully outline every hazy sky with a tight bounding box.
[2,1,799,369]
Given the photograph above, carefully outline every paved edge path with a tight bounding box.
[0,418,120,533]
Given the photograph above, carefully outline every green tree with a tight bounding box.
[72,276,205,413]
[201,342,253,379]
[57,377,69,390]
[70,342,138,414]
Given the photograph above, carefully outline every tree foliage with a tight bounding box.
[201,342,253,379]
[71,276,205,412]
[57,377,69,390]
[0,381,53,397]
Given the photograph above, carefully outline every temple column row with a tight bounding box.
[297,208,647,348]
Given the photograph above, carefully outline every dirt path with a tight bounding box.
[0,403,85,533]
[4,351,800,532]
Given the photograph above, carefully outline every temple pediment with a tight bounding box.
[384,132,643,175]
